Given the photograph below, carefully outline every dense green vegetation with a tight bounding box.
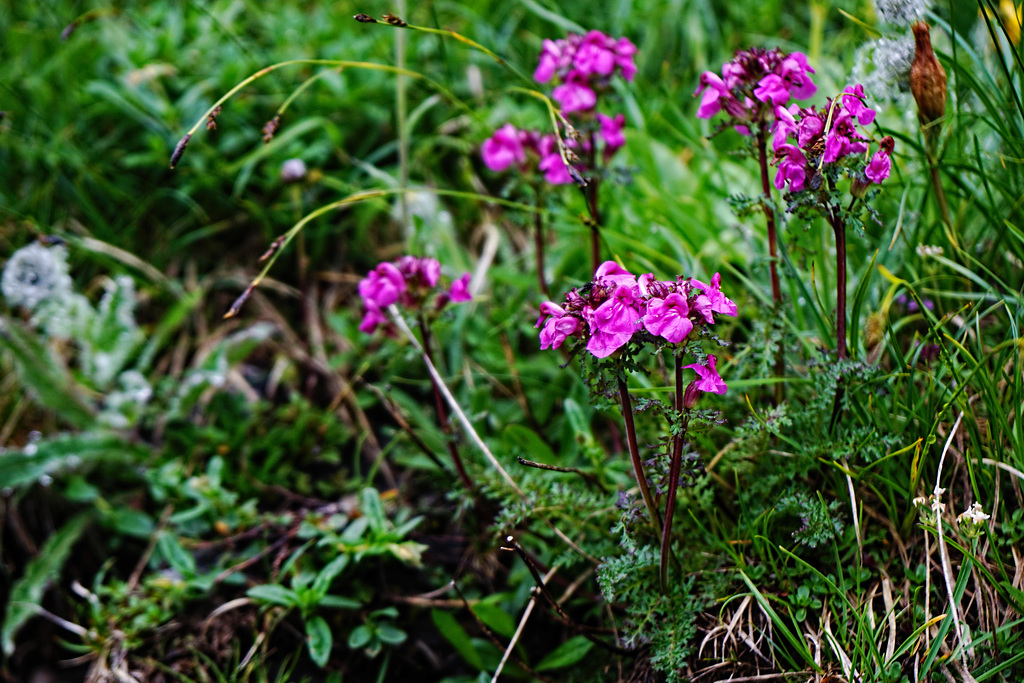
[3,0,1024,681]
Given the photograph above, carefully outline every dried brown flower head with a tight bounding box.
[910,21,947,129]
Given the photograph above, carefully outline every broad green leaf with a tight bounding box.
[157,532,196,575]
[473,601,516,639]
[347,624,373,649]
[0,318,94,428]
[0,433,146,493]
[376,623,407,645]
[535,636,594,672]
[431,609,483,671]
[359,487,387,532]
[319,595,361,610]
[306,615,333,668]
[107,509,155,539]
[503,424,556,462]
[2,512,92,656]
[312,555,350,599]
[247,583,301,608]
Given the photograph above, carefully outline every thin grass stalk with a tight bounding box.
[419,316,474,492]
[659,361,684,593]
[395,0,409,229]
[388,307,598,563]
[617,377,663,535]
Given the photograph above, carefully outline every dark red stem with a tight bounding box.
[659,361,685,592]
[534,201,551,298]
[757,129,785,400]
[618,378,662,534]
[829,210,848,360]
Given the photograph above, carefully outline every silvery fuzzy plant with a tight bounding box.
[0,241,274,488]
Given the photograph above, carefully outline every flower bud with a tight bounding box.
[910,22,947,130]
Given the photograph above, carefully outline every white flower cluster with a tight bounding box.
[1,243,73,311]
[873,0,931,26]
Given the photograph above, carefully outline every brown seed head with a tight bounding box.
[381,13,407,27]
[910,21,947,128]
[353,13,377,23]
[170,133,191,169]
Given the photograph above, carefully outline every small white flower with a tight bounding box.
[957,502,991,539]
[280,158,307,183]
[958,502,991,524]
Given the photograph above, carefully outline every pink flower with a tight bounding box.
[358,262,406,308]
[592,285,641,335]
[797,113,823,148]
[772,104,799,151]
[536,300,567,327]
[535,38,569,83]
[537,136,573,184]
[540,315,580,350]
[598,113,626,154]
[574,31,616,76]
[779,53,816,100]
[774,144,808,192]
[865,136,894,184]
[420,258,441,287]
[753,74,790,106]
[691,273,738,317]
[482,124,526,172]
[552,72,597,113]
[694,71,731,119]
[685,354,727,395]
[449,273,472,302]
[842,84,876,126]
[612,37,638,81]
[359,301,388,334]
[594,261,637,288]
[643,293,694,343]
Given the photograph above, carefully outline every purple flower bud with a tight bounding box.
[684,354,727,395]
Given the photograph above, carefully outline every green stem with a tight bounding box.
[618,378,663,535]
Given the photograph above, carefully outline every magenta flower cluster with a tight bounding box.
[536,261,735,393]
[358,256,471,334]
[482,30,634,184]
[481,116,626,183]
[695,47,817,136]
[772,86,893,192]
[534,30,637,114]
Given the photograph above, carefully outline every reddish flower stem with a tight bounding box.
[533,197,551,298]
[828,209,848,360]
[420,317,475,492]
[756,129,785,400]
[618,377,663,535]
[583,131,602,274]
[659,361,685,592]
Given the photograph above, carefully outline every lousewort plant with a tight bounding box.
[483,30,636,281]
[359,256,474,490]
[538,260,735,589]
